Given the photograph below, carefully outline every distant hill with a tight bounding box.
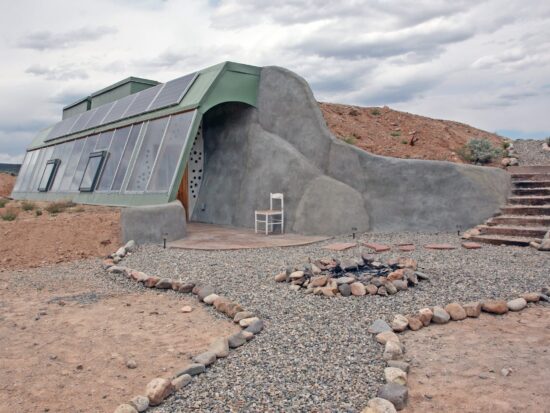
[319,103,505,165]
[0,163,21,175]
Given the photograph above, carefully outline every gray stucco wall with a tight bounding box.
[191,67,510,235]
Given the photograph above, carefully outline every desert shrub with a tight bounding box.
[1,208,18,221]
[21,201,36,211]
[0,198,7,208]
[370,108,381,116]
[35,209,42,216]
[458,139,503,164]
[501,141,510,150]
[349,108,360,116]
[44,200,75,214]
[342,136,357,145]
[401,140,408,145]
[391,131,401,137]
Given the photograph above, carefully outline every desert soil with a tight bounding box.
[0,262,239,413]
[403,306,550,413]
[320,103,504,164]
[0,172,14,197]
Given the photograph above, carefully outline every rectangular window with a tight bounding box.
[79,151,107,192]
[38,159,60,192]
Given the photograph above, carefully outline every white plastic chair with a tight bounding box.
[255,193,284,234]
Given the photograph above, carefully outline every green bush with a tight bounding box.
[401,140,408,145]
[21,201,36,211]
[0,198,7,208]
[35,209,42,216]
[44,200,77,214]
[391,131,401,137]
[342,136,357,145]
[370,108,381,116]
[1,208,17,221]
[458,139,503,164]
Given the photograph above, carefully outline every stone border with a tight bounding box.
[363,290,549,412]
[102,241,264,413]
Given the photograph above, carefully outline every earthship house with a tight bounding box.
[12,61,511,242]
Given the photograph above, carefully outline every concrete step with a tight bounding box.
[501,205,550,215]
[469,234,540,247]
[512,174,550,181]
[512,188,550,196]
[508,166,550,174]
[488,215,550,227]
[478,224,548,238]
[512,180,550,189]
[508,196,550,206]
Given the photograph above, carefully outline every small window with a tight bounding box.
[79,151,107,192]
[38,159,60,192]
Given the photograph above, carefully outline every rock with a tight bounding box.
[418,308,433,326]
[113,256,122,264]
[432,306,450,324]
[338,283,352,297]
[145,378,173,406]
[202,294,218,305]
[321,286,336,297]
[391,315,408,333]
[175,363,206,377]
[130,270,148,282]
[368,319,392,334]
[387,360,410,373]
[171,281,181,291]
[115,246,127,257]
[309,275,328,287]
[193,351,216,366]
[376,331,399,345]
[362,397,397,413]
[225,303,244,318]
[171,374,191,390]
[537,238,550,251]
[377,286,388,296]
[366,284,378,295]
[114,404,138,413]
[178,283,195,293]
[406,316,423,331]
[521,293,540,303]
[371,278,383,288]
[507,297,527,311]
[289,270,305,279]
[463,302,482,317]
[337,275,356,285]
[129,395,149,412]
[274,272,287,282]
[482,300,508,315]
[424,243,457,250]
[228,331,247,348]
[124,240,137,252]
[444,303,467,321]
[234,311,255,323]
[244,319,264,334]
[107,265,129,275]
[541,294,550,302]
[387,270,404,281]
[311,263,322,275]
[197,285,216,302]
[392,280,408,291]
[383,340,403,361]
[397,257,417,270]
[143,276,160,288]
[239,317,260,327]
[181,305,193,313]
[242,330,255,341]
[501,367,512,377]
[415,271,430,281]
[462,241,482,249]
[350,282,367,296]
[126,359,137,369]
[385,282,398,295]
[340,258,358,272]
[209,337,230,358]
[404,270,418,286]
[289,285,301,292]
[377,383,408,410]
[364,242,391,253]
[384,367,407,385]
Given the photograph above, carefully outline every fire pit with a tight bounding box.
[274,254,429,297]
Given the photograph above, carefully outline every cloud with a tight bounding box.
[25,64,88,81]
[0,153,24,164]
[17,26,117,50]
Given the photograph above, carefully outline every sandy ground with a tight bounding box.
[0,265,239,413]
[0,173,15,197]
[403,306,550,413]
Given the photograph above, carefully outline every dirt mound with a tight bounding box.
[0,173,15,197]
[319,103,505,165]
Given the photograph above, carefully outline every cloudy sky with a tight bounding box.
[1,0,549,163]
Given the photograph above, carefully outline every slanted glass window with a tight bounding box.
[79,151,107,192]
[111,124,141,191]
[38,159,60,192]
[97,126,131,192]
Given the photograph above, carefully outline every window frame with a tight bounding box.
[79,151,108,192]
[38,159,61,192]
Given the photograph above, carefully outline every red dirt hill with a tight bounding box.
[319,103,505,165]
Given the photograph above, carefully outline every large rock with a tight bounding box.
[171,374,191,390]
[362,397,397,413]
[350,282,367,296]
[196,285,216,302]
[114,404,138,413]
[377,383,408,410]
[368,319,392,334]
[145,378,173,406]
[175,363,205,377]
[129,395,149,412]
[521,293,540,303]
[432,306,450,324]
[375,331,399,345]
[338,283,352,297]
[209,337,230,358]
[193,351,217,367]
[507,297,527,311]
[391,315,408,333]
[234,311,255,323]
[384,367,407,385]
[444,303,467,321]
[383,341,403,361]
[310,275,328,287]
[406,316,423,331]
[418,308,433,326]
[482,300,508,315]
[228,331,247,348]
[463,302,482,317]
[155,278,173,289]
[245,319,264,334]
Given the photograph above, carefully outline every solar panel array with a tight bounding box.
[45,72,197,142]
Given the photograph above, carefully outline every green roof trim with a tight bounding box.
[89,76,160,98]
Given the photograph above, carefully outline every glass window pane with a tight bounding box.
[126,118,168,192]
[95,130,114,151]
[70,135,99,191]
[30,147,54,191]
[13,153,30,192]
[147,111,194,192]
[79,152,105,191]
[59,139,85,192]
[20,150,39,191]
[38,160,59,192]
[50,141,75,192]
[97,126,131,191]
[111,124,141,191]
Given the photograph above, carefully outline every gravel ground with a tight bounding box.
[512,139,550,166]
[118,232,550,413]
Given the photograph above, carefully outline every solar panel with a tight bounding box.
[45,115,80,141]
[69,108,97,133]
[86,101,115,129]
[148,72,197,111]
[122,84,163,119]
[102,93,137,125]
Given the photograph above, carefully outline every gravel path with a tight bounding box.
[119,232,549,413]
[513,139,550,166]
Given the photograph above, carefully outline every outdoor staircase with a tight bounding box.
[469,166,550,246]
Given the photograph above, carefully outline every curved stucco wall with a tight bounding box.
[191,67,510,235]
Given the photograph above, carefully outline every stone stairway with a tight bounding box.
[469,166,550,246]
